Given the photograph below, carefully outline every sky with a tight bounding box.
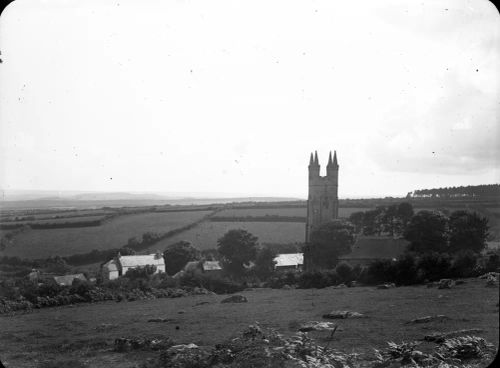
[0,0,499,199]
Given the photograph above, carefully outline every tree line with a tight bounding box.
[409,184,500,198]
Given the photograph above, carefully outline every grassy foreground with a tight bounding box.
[0,278,498,368]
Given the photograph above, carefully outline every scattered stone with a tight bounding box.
[478,272,499,279]
[485,274,498,287]
[194,301,210,306]
[438,279,454,289]
[337,283,347,288]
[406,315,450,324]
[159,343,208,367]
[377,283,396,289]
[221,295,248,303]
[298,321,338,332]
[148,318,174,323]
[424,329,484,343]
[323,310,366,319]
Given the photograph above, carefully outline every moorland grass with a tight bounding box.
[0,278,497,368]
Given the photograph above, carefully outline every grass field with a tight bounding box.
[149,221,306,251]
[1,211,213,259]
[213,207,371,218]
[0,278,497,368]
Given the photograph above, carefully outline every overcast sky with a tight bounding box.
[0,0,499,199]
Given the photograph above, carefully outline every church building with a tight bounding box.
[305,150,339,243]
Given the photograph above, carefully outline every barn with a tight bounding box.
[101,252,166,281]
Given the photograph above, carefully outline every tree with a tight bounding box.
[348,211,365,234]
[404,211,449,254]
[217,229,259,278]
[304,220,355,269]
[253,247,277,280]
[448,210,489,254]
[163,241,200,276]
[125,264,157,280]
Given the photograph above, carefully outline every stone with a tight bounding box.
[282,284,292,290]
[323,310,366,319]
[438,279,454,289]
[221,295,248,303]
[406,315,450,324]
[377,283,395,289]
[485,274,498,287]
[478,272,499,279]
[298,321,338,332]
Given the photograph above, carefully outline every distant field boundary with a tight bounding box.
[210,216,306,223]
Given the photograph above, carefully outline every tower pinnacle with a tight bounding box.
[314,151,319,165]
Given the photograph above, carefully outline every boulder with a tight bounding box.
[221,295,248,303]
[485,274,498,287]
[298,321,338,332]
[438,279,454,289]
[406,315,450,324]
[377,283,395,289]
[478,272,499,279]
[323,310,366,319]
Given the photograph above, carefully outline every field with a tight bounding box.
[212,207,370,218]
[149,221,306,251]
[0,278,497,368]
[1,211,213,259]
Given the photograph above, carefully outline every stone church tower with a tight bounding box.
[305,151,339,243]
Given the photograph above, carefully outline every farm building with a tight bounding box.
[337,236,409,266]
[53,273,87,286]
[101,252,166,281]
[173,260,223,278]
[274,253,304,270]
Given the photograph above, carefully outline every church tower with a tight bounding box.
[305,151,339,243]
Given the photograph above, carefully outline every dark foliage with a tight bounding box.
[404,210,449,253]
[217,229,259,278]
[163,241,200,276]
[448,210,489,254]
[304,220,355,269]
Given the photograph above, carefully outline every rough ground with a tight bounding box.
[0,278,498,367]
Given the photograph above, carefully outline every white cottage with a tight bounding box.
[101,252,166,281]
[274,253,304,271]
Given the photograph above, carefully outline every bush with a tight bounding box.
[450,250,479,278]
[335,262,354,284]
[179,272,244,294]
[417,252,452,282]
[265,271,299,289]
[360,259,395,285]
[297,270,337,289]
[392,254,419,285]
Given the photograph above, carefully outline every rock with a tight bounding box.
[298,321,338,332]
[282,284,292,290]
[424,329,484,343]
[478,272,499,279]
[114,336,173,352]
[148,318,173,323]
[194,301,210,306]
[323,310,366,319]
[337,283,347,288]
[220,295,248,303]
[485,275,498,287]
[377,283,395,289]
[406,315,450,324]
[178,310,185,314]
[159,343,208,367]
[438,279,454,289]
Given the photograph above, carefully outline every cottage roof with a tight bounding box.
[338,236,409,261]
[202,261,222,271]
[118,254,165,268]
[53,273,87,286]
[274,253,304,267]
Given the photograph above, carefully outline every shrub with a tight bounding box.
[450,250,479,278]
[360,259,395,285]
[297,270,337,289]
[392,254,419,285]
[417,252,452,282]
[335,262,354,284]
[179,272,244,294]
